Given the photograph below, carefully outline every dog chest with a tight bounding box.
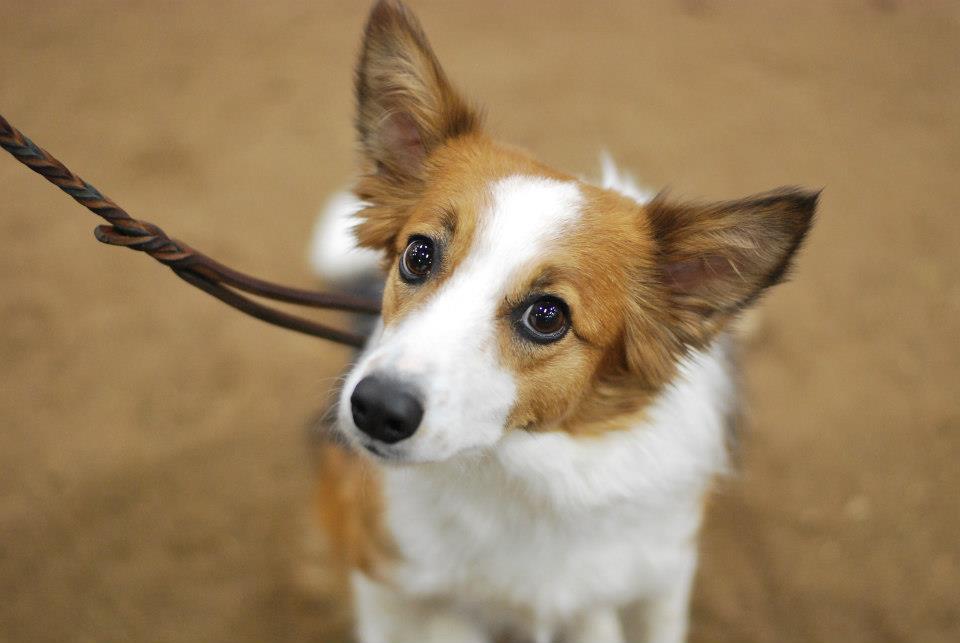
[380,461,703,620]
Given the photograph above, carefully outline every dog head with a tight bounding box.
[337,0,816,464]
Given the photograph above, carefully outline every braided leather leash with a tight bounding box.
[0,113,380,348]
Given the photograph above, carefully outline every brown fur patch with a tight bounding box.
[314,437,395,580]
[488,184,673,435]
[499,186,818,435]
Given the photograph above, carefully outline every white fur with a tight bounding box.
[600,151,655,204]
[337,176,585,464]
[308,190,382,284]
[322,161,732,642]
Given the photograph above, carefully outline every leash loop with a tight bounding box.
[1,113,380,349]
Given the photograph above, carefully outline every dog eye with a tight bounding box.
[399,236,435,283]
[519,296,569,343]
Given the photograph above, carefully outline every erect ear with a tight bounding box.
[647,187,818,345]
[355,0,479,185]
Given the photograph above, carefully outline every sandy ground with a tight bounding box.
[1,1,958,641]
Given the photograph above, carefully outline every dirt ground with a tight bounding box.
[1,1,958,642]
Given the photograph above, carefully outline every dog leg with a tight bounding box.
[562,608,625,643]
[352,572,489,643]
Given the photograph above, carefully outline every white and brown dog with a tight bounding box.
[310,2,816,642]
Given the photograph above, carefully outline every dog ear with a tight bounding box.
[355,0,479,184]
[351,0,480,251]
[646,187,818,347]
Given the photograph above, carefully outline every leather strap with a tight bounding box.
[0,113,380,349]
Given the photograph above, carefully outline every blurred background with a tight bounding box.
[1,1,958,642]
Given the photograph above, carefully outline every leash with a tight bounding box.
[0,113,380,349]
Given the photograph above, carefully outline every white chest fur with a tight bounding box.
[377,338,734,632]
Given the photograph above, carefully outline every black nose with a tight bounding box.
[350,375,423,444]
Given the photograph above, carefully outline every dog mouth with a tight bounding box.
[361,441,387,457]
[359,439,404,463]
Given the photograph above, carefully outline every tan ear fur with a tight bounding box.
[646,187,819,347]
[353,0,481,251]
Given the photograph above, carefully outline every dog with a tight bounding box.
[310,2,817,642]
